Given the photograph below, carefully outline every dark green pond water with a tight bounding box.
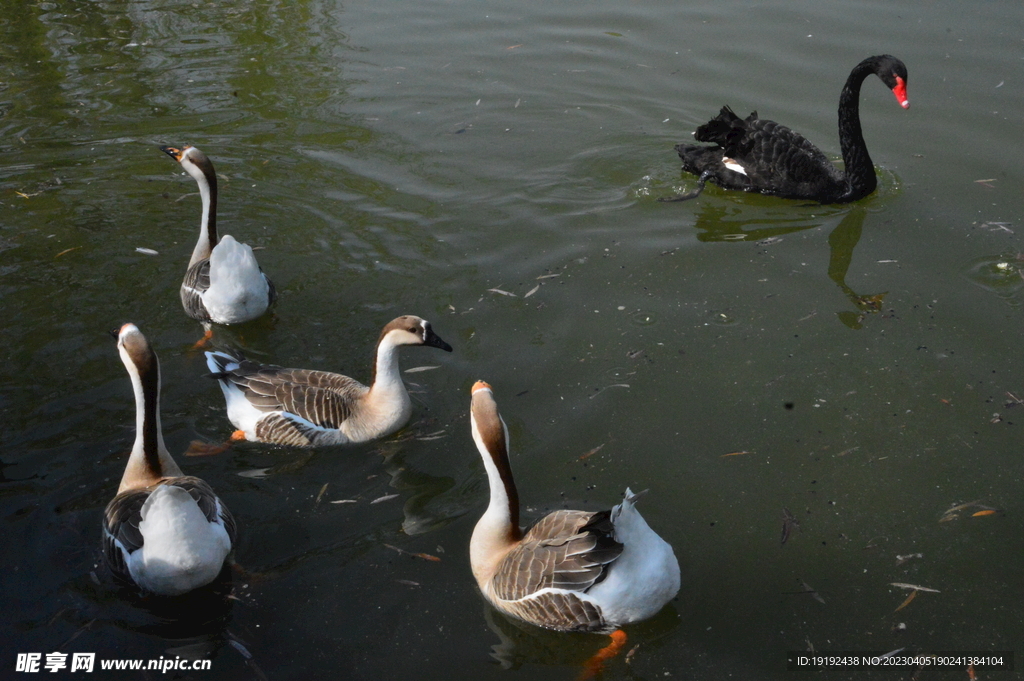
[2,0,1022,679]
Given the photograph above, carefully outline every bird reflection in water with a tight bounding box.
[690,204,886,329]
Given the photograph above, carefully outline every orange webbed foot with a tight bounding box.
[578,629,627,681]
[229,430,248,442]
[191,327,214,350]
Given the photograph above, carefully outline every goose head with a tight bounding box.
[379,315,453,352]
[116,323,158,396]
[160,144,217,187]
[470,381,508,461]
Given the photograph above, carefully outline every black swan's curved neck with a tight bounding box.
[837,59,882,199]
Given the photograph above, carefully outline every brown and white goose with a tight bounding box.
[103,324,236,595]
[468,381,680,636]
[205,316,452,447]
[160,144,276,328]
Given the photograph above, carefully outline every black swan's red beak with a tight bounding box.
[892,76,909,109]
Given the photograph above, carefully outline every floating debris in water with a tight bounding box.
[487,287,516,297]
[384,544,442,562]
[894,589,917,612]
[524,284,540,298]
[890,582,940,593]
[939,499,998,522]
[589,384,629,399]
[577,444,605,461]
[314,483,329,506]
[800,579,826,605]
[781,508,799,545]
[721,451,751,458]
[330,499,357,504]
[895,552,923,566]
[405,365,440,373]
[238,468,273,479]
[135,247,159,255]
[371,494,400,504]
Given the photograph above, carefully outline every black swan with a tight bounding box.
[665,55,909,204]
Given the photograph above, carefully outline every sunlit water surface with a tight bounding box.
[2,0,1023,679]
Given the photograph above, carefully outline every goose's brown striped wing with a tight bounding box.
[225,362,366,429]
[102,489,148,580]
[496,590,608,632]
[489,509,624,631]
[180,259,212,322]
[253,412,323,446]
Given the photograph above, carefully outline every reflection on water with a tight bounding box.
[691,203,887,328]
[482,600,681,674]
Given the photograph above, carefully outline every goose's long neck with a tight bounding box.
[119,352,182,493]
[470,412,522,583]
[837,60,877,197]
[188,164,218,268]
[367,334,407,400]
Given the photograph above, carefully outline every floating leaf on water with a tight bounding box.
[371,494,400,504]
[487,287,517,297]
[238,468,273,479]
[890,582,940,593]
[330,499,357,504]
[721,451,750,457]
[405,365,440,373]
[801,580,826,605]
[536,273,561,280]
[577,444,605,461]
[228,639,253,660]
[55,247,81,258]
[135,247,159,255]
[781,508,799,545]
[315,483,329,505]
[971,509,998,517]
[524,284,540,298]
[894,589,917,612]
[396,579,421,587]
[384,544,441,562]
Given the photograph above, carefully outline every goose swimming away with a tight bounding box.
[468,381,679,672]
[103,324,236,596]
[160,145,276,335]
[666,55,909,204]
[205,316,452,447]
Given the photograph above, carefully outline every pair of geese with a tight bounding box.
[104,53,909,640]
